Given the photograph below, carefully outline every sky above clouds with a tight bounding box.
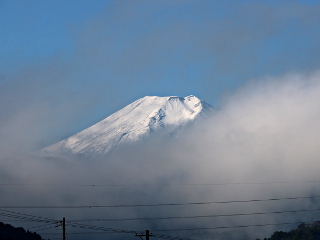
[1,0,320,150]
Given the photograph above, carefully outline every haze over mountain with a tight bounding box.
[2,75,320,240]
[38,95,213,158]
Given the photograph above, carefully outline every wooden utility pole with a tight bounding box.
[135,230,153,240]
[62,217,66,240]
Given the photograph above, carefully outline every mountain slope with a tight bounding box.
[38,95,213,158]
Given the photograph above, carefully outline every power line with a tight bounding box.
[0,211,154,240]
[2,206,320,239]
[65,222,191,240]
[4,207,318,239]
[1,180,320,187]
[65,207,320,222]
[42,231,187,237]
[0,220,57,239]
[0,209,57,223]
[2,207,320,225]
[26,223,58,232]
[152,220,320,232]
[0,195,319,208]
[38,221,320,236]
[0,219,34,222]
[0,183,131,187]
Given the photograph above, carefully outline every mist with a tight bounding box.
[2,1,320,239]
[1,72,320,240]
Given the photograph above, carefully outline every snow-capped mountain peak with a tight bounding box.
[38,95,213,158]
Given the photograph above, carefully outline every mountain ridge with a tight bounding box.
[38,95,213,158]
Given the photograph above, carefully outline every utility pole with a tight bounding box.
[62,217,66,240]
[55,218,66,240]
[135,230,153,240]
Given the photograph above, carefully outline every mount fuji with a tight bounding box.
[38,95,213,158]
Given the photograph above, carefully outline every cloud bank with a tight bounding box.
[1,72,320,240]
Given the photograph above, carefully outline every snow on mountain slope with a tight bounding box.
[38,95,213,158]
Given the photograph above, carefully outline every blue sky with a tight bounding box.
[1,0,320,150]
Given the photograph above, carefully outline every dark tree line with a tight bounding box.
[0,222,42,240]
[257,222,320,240]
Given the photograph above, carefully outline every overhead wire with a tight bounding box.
[65,207,320,222]
[2,207,320,239]
[2,206,319,237]
[0,220,57,239]
[0,209,57,223]
[0,208,191,240]
[1,180,320,187]
[2,197,320,239]
[66,222,191,240]
[42,230,191,240]
[0,195,320,208]
[151,220,319,232]
[40,220,320,237]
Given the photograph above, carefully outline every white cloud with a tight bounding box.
[2,71,320,240]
